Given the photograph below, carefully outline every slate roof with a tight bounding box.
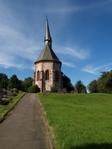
[35,45,61,63]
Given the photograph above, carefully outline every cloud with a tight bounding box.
[0,2,41,70]
[46,6,80,14]
[0,53,22,69]
[45,0,112,14]
[56,47,89,60]
[82,65,99,74]
[0,23,40,69]
[82,63,112,74]
[62,61,76,68]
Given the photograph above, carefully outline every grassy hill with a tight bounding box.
[39,93,112,149]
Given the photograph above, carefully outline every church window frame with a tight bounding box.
[37,71,40,81]
[45,70,49,80]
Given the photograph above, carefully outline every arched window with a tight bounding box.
[40,71,43,79]
[45,70,49,80]
[37,71,40,81]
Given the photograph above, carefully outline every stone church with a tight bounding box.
[34,18,62,92]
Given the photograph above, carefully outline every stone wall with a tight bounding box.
[34,61,62,92]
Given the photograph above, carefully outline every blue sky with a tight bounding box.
[0,0,112,86]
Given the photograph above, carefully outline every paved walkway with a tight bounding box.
[0,93,50,149]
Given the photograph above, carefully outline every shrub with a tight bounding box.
[61,88,67,94]
[11,88,18,93]
[51,86,58,92]
[28,85,40,93]
[7,90,13,96]
[10,88,18,96]
[12,92,17,96]
[0,98,9,105]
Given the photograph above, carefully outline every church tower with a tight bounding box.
[34,18,62,92]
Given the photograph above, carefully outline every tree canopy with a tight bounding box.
[62,74,74,92]
[0,73,8,89]
[23,77,33,92]
[75,80,87,93]
[0,70,111,94]
[8,74,20,89]
[88,70,112,93]
[88,80,98,93]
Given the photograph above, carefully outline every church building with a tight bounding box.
[34,18,62,92]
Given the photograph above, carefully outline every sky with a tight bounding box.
[0,0,112,86]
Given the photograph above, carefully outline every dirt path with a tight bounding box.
[0,93,51,149]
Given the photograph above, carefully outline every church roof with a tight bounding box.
[35,17,61,64]
[36,45,60,62]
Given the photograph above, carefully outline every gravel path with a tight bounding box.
[0,93,51,149]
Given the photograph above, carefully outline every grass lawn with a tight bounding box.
[0,91,25,121]
[39,93,112,149]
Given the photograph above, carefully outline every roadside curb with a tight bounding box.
[0,92,25,123]
[37,94,55,149]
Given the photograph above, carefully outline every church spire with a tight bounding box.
[44,17,52,48]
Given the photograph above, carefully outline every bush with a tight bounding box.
[0,98,10,105]
[51,86,58,92]
[11,88,18,92]
[10,88,18,96]
[61,88,67,94]
[28,85,40,93]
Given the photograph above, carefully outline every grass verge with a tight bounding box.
[39,93,112,149]
[0,91,25,122]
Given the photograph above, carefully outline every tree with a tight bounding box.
[0,73,9,89]
[75,80,87,93]
[88,80,98,93]
[62,74,74,92]
[8,74,20,89]
[28,85,40,93]
[105,77,112,93]
[97,71,112,93]
[23,77,33,92]
[88,70,112,93]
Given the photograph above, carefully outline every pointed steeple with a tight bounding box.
[44,17,52,48]
[35,17,61,64]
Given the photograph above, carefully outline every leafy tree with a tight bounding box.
[28,85,40,93]
[88,70,112,93]
[75,80,87,93]
[105,77,112,93]
[88,80,98,93]
[62,74,74,92]
[97,71,112,93]
[23,77,33,92]
[17,80,24,91]
[8,74,20,89]
[0,73,9,89]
